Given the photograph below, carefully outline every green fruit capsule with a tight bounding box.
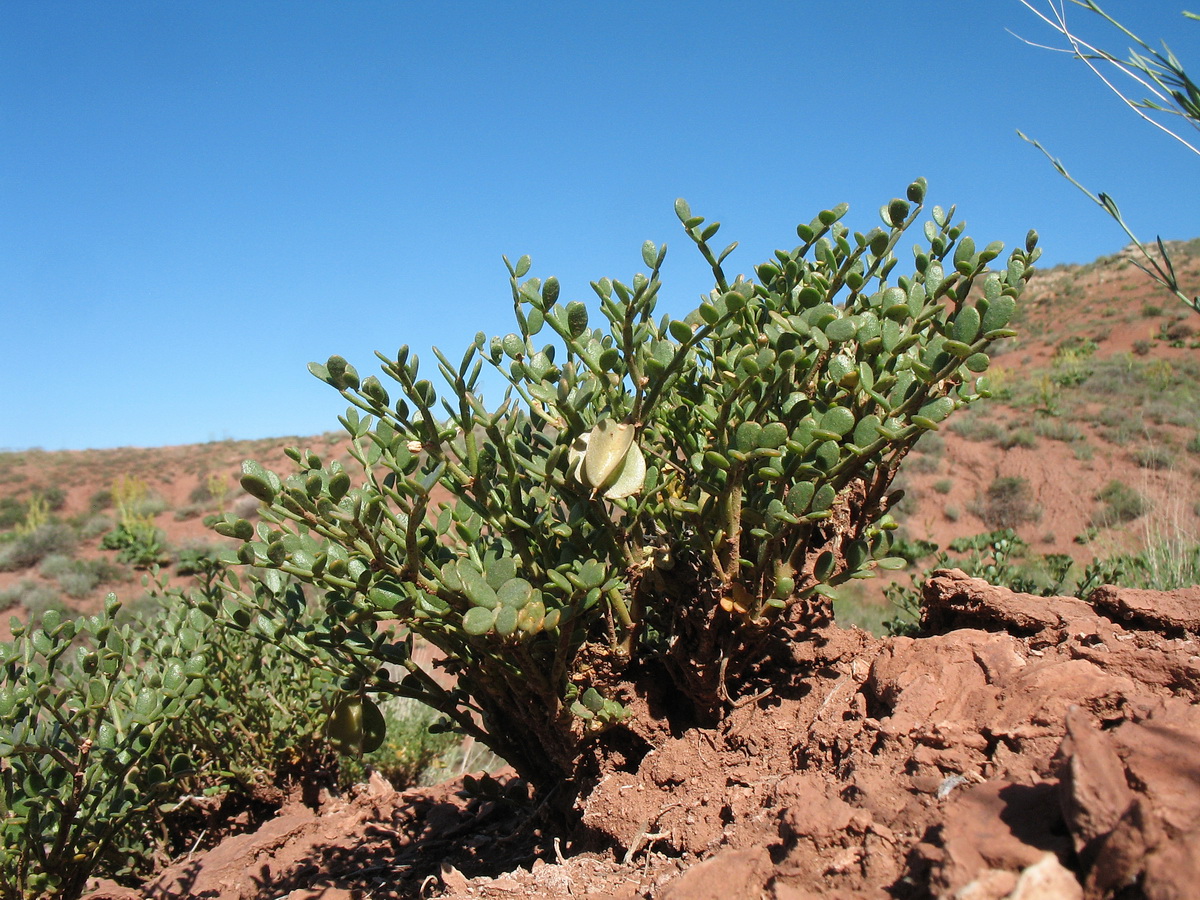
[327,695,387,756]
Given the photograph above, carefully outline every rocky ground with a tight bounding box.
[84,572,1200,899]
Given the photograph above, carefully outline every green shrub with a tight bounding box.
[100,522,169,569]
[167,566,341,794]
[1132,445,1174,470]
[933,479,953,495]
[999,428,1038,450]
[912,432,946,464]
[907,452,942,474]
[215,186,1038,804]
[1033,418,1084,443]
[0,524,77,573]
[79,515,114,541]
[39,488,66,513]
[173,543,225,576]
[38,556,127,600]
[36,554,76,580]
[1159,318,1195,343]
[1093,479,1148,526]
[947,415,1005,442]
[0,600,206,899]
[0,499,25,531]
[0,581,66,619]
[973,476,1039,529]
[0,559,346,899]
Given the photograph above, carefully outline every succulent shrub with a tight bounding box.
[165,561,341,791]
[218,181,1039,800]
[0,599,206,900]
[0,560,345,900]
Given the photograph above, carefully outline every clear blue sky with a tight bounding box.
[3,1,1198,451]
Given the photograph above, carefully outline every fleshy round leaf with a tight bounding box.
[462,606,497,636]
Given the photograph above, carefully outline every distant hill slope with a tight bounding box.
[896,239,1200,563]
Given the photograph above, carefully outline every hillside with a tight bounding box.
[5,241,1200,638]
[900,238,1200,559]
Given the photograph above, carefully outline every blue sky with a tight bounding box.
[3,1,1198,451]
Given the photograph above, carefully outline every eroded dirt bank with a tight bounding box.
[91,571,1200,899]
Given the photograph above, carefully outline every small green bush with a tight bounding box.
[1159,318,1195,343]
[174,543,225,576]
[973,476,1039,529]
[39,488,66,513]
[79,515,114,540]
[100,522,169,569]
[0,524,77,572]
[947,415,1005,442]
[1132,445,1174,470]
[36,553,76,580]
[0,499,24,531]
[0,581,66,618]
[0,600,206,898]
[1033,418,1084,442]
[1093,479,1148,526]
[907,453,942,474]
[933,479,954,494]
[999,428,1038,450]
[0,561,345,899]
[38,556,127,599]
[884,529,1120,634]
